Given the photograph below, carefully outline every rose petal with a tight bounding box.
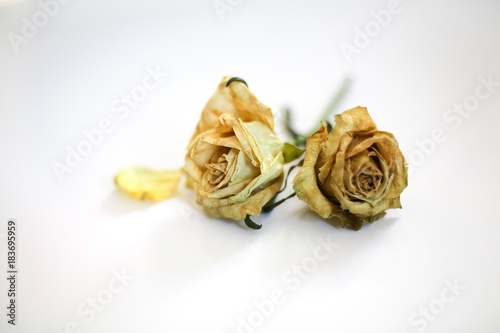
[188,76,275,143]
[115,167,183,201]
[230,150,261,185]
[200,132,243,151]
[199,177,253,199]
[317,106,377,185]
[293,121,344,219]
[202,174,283,220]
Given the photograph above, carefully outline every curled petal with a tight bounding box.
[203,174,283,220]
[293,106,408,230]
[293,121,343,220]
[184,77,284,222]
[317,106,377,184]
[188,76,275,142]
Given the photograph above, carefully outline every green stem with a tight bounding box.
[310,76,352,134]
[262,192,297,213]
[276,159,303,195]
[289,76,352,146]
[263,159,303,210]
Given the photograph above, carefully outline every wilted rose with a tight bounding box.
[293,106,408,230]
[184,77,284,220]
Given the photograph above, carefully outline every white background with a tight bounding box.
[1,0,500,332]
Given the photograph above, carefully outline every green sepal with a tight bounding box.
[226,77,248,88]
[244,215,262,230]
[283,143,304,164]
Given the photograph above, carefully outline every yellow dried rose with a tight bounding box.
[293,106,408,230]
[184,77,284,220]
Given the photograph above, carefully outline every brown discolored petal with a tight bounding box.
[293,106,408,230]
[317,106,377,185]
[293,121,343,219]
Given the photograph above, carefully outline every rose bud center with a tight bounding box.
[345,146,389,201]
[206,148,235,189]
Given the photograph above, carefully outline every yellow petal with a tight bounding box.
[188,76,275,144]
[227,120,284,204]
[203,173,284,220]
[115,167,183,201]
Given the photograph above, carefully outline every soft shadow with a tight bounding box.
[173,188,249,230]
[296,206,344,229]
[206,215,265,231]
[295,206,400,231]
[378,216,398,227]
[233,209,285,230]
[321,215,344,229]
[229,218,252,230]
[101,189,159,216]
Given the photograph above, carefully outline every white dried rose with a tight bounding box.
[184,77,284,220]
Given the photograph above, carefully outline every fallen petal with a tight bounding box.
[115,167,183,201]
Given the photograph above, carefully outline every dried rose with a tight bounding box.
[184,77,284,220]
[293,106,408,230]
